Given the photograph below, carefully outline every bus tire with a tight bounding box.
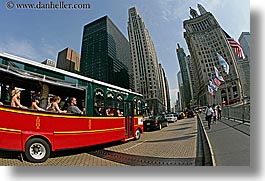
[134,129,141,140]
[25,138,50,163]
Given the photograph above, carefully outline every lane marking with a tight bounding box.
[123,141,145,151]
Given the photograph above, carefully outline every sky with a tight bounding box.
[0,0,250,107]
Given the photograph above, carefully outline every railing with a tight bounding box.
[196,114,215,166]
[222,103,250,123]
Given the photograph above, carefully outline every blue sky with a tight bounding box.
[0,0,250,107]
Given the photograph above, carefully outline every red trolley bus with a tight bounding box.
[0,52,144,163]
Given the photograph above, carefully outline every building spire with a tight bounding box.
[189,7,198,18]
[197,4,207,15]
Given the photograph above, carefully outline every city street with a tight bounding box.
[0,117,197,166]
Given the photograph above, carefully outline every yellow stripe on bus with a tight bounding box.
[0,127,21,133]
[0,127,125,135]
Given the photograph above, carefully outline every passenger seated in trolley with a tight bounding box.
[10,89,28,109]
[106,107,114,116]
[46,95,67,113]
[94,102,104,116]
[116,109,123,117]
[30,96,45,111]
[67,97,83,115]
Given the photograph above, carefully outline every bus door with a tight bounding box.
[124,102,134,138]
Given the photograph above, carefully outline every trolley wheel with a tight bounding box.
[134,128,141,140]
[25,138,50,163]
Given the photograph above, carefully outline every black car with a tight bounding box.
[186,110,195,118]
[144,115,168,131]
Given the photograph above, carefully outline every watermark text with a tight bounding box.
[6,1,91,10]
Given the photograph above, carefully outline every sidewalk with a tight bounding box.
[199,115,250,166]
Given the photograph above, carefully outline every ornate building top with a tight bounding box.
[189,7,198,18]
[197,4,207,15]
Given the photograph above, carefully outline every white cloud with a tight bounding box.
[0,38,41,61]
[157,0,196,22]
[40,38,59,61]
[0,37,61,63]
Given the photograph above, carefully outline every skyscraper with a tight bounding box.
[176,43,192,109]
[159,64,171,113]
[177,71,184,111]
[238,32,250,99]
[128,7,164,115]
[186,55,197,106]
[183,4,243,105]
[239,32,250,59]
[57,47,80,73]
[80,16,131,89]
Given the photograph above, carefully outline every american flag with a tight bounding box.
[212,74,221,88]
[209,80,218,92]
[214,66,224,82]
[223,30,244,58]
[208,85,214,96]
[217,53,229,75]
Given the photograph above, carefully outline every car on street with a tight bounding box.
[186,110,195,118]
[176,112,185,119]
[144,115,168,131]
[165,114,177,123]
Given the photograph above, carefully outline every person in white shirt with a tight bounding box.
[205,105,214,129]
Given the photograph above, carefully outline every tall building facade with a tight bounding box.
[177,71,184,111]
[186,55,197,106]
[128,7,164,115]
[176,44,193,109]
[237,58,250,99]
[183,4,243,105]
[80,16,131,89]
[238,32,250,99]
[238,32,250,59]
[159,64,171,113]
[57,47,80,73]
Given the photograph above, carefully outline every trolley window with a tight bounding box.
[133,98,137,116]
[94,89,105,116]
[137,99,143,115]
[116,94,124,117]
[106,92,115,116]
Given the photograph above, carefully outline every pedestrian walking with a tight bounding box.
[217,104,222,120]
[205,105,214,129]
[212,104,218,124]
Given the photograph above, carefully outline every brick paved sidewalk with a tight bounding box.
[106,116,198,159]
[0,117,198,166]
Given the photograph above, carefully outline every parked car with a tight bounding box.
[176,112,185,119]
[165,114,177,123]
[144,115,168,131]
[186,110,195,118]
